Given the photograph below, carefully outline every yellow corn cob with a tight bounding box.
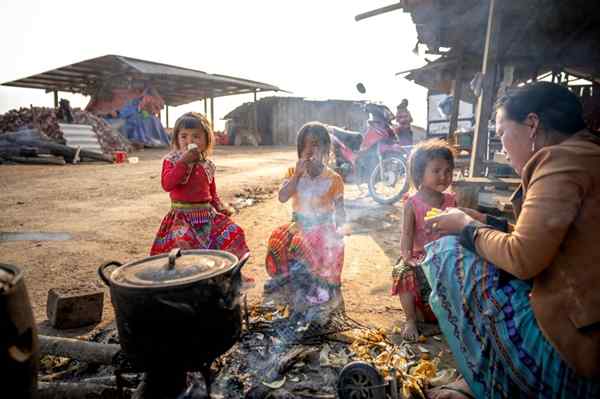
[425,208,442,220]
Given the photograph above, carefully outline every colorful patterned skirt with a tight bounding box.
[265,212,344,287]
[391,257,436,322]
[150,202,249,259]
[423,236,600,398]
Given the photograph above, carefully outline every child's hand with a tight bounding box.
[181,148,200,164]
[219,204,235,217]
[294,159,308,178]
[399,252,416,267]
[336,224,352,237]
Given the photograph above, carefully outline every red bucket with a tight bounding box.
[113,151,128,164]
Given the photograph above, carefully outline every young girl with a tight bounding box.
[150,112,249,260]
[265,122,348,309]
[392,139,456,340]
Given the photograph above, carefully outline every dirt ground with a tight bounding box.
[0,146,431,343]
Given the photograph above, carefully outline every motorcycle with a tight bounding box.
[329,100,411,205]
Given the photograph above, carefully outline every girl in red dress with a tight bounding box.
[150,112,249,261]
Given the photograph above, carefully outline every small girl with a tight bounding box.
[150,112,249,261]
[265,122,349,309]
[392,139,456,340]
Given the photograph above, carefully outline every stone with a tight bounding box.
[46,287,104,329]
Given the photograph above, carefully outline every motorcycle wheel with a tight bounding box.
[368,154,409,205]
[337,361,386,399]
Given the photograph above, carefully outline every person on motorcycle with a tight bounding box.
[394,99,413,146]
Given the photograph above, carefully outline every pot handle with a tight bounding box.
[168,248,182,270]
[232,252,251,276]
[98,261,123,287]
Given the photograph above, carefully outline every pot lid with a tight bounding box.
[110,249,238,288]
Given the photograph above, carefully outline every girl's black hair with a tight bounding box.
[296,122,331,158]
[408,139,455,189]
[496,81,586,135]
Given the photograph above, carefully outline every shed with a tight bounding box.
[223,97,368,145]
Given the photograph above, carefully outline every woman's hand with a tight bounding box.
[425,208,475,236]
[181,149,200,165]
[457,207,487,223]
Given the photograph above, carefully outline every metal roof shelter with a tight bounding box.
[2,55,283,127]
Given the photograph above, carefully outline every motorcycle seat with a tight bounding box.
[331,127,363,151]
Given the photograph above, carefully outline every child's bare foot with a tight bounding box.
[402,319,419,341]
[427,378,474,399]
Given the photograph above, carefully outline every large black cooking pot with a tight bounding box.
[99,248,249,371]
[0,264,38,398]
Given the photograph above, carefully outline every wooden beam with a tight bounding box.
[253,89,259,141]
[166,105,169,128]
[53,90,58,108]
[355,2,404,21]
[470,0,500,178]
[204,97,208,115]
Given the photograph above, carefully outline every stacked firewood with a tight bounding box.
[0,107,132,155]
[72,109,132,153]
[0,107,64,142]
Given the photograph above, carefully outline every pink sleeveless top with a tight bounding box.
[407,191,457,261]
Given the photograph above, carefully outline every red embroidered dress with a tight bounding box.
[150,151,249,259]
[266,166,345,287]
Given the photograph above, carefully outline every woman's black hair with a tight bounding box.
[408,139,455,189]
[296,122,331,158]
[496,81,586,135]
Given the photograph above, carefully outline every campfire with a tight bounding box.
[37,297,455,399]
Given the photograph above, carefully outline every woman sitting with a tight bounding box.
[424,82,600,398]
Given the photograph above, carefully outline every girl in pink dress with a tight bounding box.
[392,139,456,340]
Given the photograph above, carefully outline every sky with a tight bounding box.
[0,0,430,131]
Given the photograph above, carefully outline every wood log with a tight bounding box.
[38,381,133,399]
[1,155,66,165]
[39,335,120,365]
[0,129,112,162]
[80,374,140,388]
[265,346,319,381]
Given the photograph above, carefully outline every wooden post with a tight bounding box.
[448,55,464,141]
[253,89,259,143]
[204,97,208,115]
[53,90,58,108]
[210,97,214,129]
[469,0,500,178]
[165,105,170,128]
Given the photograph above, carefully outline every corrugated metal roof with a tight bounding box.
[59,124,103,154]
[2,55,283,107]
